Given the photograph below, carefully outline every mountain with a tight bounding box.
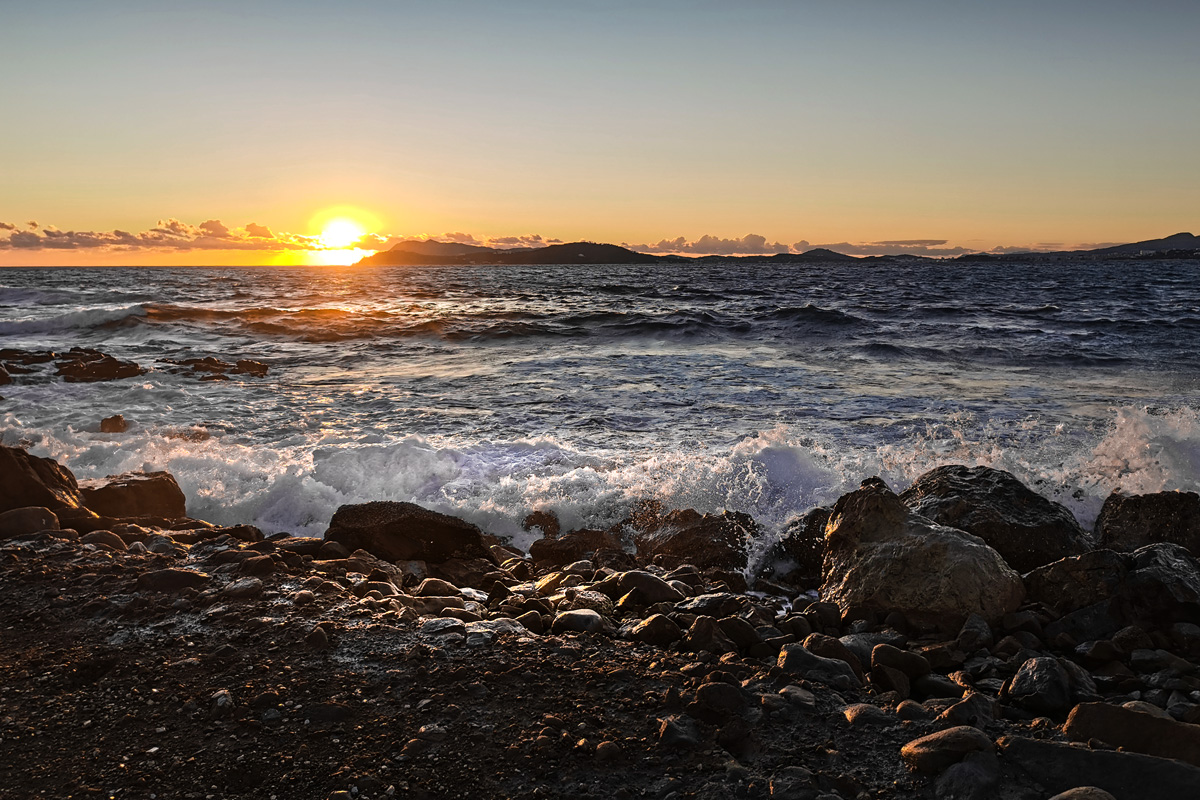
[385,239,498,257]
[356,240,861,266]
[1085,232,1199,256]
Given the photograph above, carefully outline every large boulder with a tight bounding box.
[0,507,61,539]
[821,478,1024,630]
[0,445,83,514]
[772,507,830,586]
[633,508,757,571]
[324,501,496,565]
[529,528,620,568]
[1024,550,1129,614]
[1095,490,1200,557]
[79,471,187,519]
[899,465,1090,572]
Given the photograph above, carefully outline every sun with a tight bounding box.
[319,218,366,249]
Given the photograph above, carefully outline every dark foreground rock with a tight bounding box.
[79,471,188,519]
[0,444,84,513]
[1094,490,1200,556]
[1000,735,1200,800]
[899,464,1092,572]
[325,500,497,564]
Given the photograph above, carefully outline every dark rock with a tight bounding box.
[1064,701,1200,768]
[934,750,1000,800]
[0,506,60,538]
[674,592,747,618]
[658,715,701,749]
[1123,543,1200,625]
[717,616,761,650]
[843,703,893,726]
[591,570,685,604]
[774,507,830,585]
[999,735,1200,799]
[871,642,930,678]
[937,692,996,729]
[522,510,560,539]
[1007,656,1071,716]
[956,613,994,652]
[1025,550,1129,614]
[899,464,1091,572]
[233,359,268,377]
[803,632,864,680]
[688,681,746,723]
[55,349,146,382]
[633,508,757,571]
[79,471,187,519]
[0,445,83,514]
[1047,790,1117,800]
[529,528,619,568]
[1095,490,1200,556]
[100,414,128,433]
[900,726,993,774]
[821,479,1024,630]
[81,530,126,551]
[137,568,210,592]
[551,609,604,634]
[777,643,862,688]
[324,501,496,565]
[681,616,738,654]
[628,614,682,647]
[427,558,499,590]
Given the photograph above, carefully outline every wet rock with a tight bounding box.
[843,703,892,726]
[777,643,862,688]
[658,715,701,748]
[674,592,746,618]
[899,464,1091,572]
[900,726,993,774]
[1047,790,1117,800]
[79,471,187,519]
[681,616,738,654]
[688,681,746,723]
[522,510,560,539]
[428,556,504,589]
[419,618,466,637]
[774,507,831,585]
[633,509,758,571]
[956,613,994,652]
[55,349,146,382]
[1064,701,1200,768]
[99,414,129,433]
[1007,657,1071,716]
[136,568,210,592]
[821,479,1024,630]
[871,642,930,678]
[222,577,264,599]
[551,608,604,634]
[937,692,996,729]
[415,578,461,597]
[0,506,60,538]
[1123,543,1200,625]
[803,633,864,680]
[81,530,127,551]
[1025,550,1129,614]
[0,445,84,514]
[591,570,685,604]
[718,616,761,650]
[999,735,1200,799]
[529,528,620,568]
[934,750,1000,800]
[1095,490,1200,556]
[324,501,496,564]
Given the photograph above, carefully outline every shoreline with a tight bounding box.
[3,446,1200,798]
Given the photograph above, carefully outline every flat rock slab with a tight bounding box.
[999,735,1200,800]
[1064,702,1200,768]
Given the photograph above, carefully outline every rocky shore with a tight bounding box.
[2,445,1200,799]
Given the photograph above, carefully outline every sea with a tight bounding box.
[2,260,1199,561]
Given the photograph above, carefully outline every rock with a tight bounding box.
[681,616,738,654]
[1047,790,1117,800]
[80,530,126,550]
[768,767,816,800]
[522,510,561,539]
[775,507,831,585]
[0,364,10,385]
[222,577,264,599]
[565,590,614,616]
[136,568,210,592]
[633,508,758,571]
[324,501,496,565]
[0,445,83,514]
[551,609,604,634]
[1007,657,1072,716]
[514,610,544,634]
[937,692,996,729]
[999,735,1200,799]
[419,618,466,637]
[777,643,862,688]
[871,643,930,678]
[209,689,235,719]
[820,479,1024,630]
[79,471,187,519]
[803,633,864,680]
[55,349,146,382]
[529,528,620,568]
[1123,543,1200,625]
[233,359,268,377]
[658,715,701,749]
[688,681,746,723]
[778,684,816,709]
[1024,550,1129,614]
[428,557,501,589]
[590,570,685,604]
[595,740,622,763]
[956,613,993,652]
[935,750,1000,800]
[100,414,128,433]
[900,726,993,774]
[1095,490,1200,556]
[843,703,893,726]
[1064,702,1200,768]
[0,506,60,538]
[899,464,1091,572]
[415,578,460,597]
[718,616,761,649]
[674,592,746,618]
[306,625,331,649]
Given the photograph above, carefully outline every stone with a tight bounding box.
[956,613,994,652]
[222,577,264,599]
[999,735,1200,799]
[55,349,146,382]
[1007,657,1072,716]
[323,501,496,565]
[688,681,746,722]
[778,684,816,709]
[718,616,761,650]
[775,506,831,585]
[1047,790,1117,800]
[803,633,864,680]
[81,530,126,550]
[674,592,746,618]
[777,643,862,688]
[1095,490,1200,556]
[595,740,622,763]
[900,726,993,774]
[768,767,816,800]
[934,750,1000,800]
[658,715,701,748]
[79,471,187,519]
[419,617,466,637]
[0,506,60,539]
[0,445,83,514]
[551,609,604,634]
[306,625,331,649]
[137,568,210,592]
[514,610,544,634]
[590,570,685,604]
[899,464,1091,572]
[821,479,1024,630]
[100,414,128,433]
[1124,543,1200,626]
[871,643,930,678]
[1025,550,1129,614]
[633,508,758,571]
[564,589,614,616]
[415,578,460,597]
[626,614,682,648]
[681,616,738,654]
[1063,702,1200,768]
[522,510,560,539]
[843,703,892,726]
[428,556,502,589]
[529,528,620,568]
[937,692,996,729]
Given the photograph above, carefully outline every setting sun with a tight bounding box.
[319,218,365,249]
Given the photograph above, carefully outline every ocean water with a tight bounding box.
[2,260,1199,555]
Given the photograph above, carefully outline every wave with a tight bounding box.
[0,304,148,335]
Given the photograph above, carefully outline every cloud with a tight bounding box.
[199,219,231,238]
[0,218,327,252]
[439,231,485,245]
[0,222,15,231]
[486,233,546,248]
[245,222,274,238]
[624,233,791,255]
[873,239,949,247]
[27,221,38,229]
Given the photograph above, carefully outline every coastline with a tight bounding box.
[4,446,1200,798]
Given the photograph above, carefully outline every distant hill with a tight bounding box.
[386,239,499,257]
[1085,232,1199,256]
[357,240,861,266]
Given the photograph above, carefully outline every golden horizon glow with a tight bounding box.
[319,218,366,249]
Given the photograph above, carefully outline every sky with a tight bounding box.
[1,0,1197,265]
